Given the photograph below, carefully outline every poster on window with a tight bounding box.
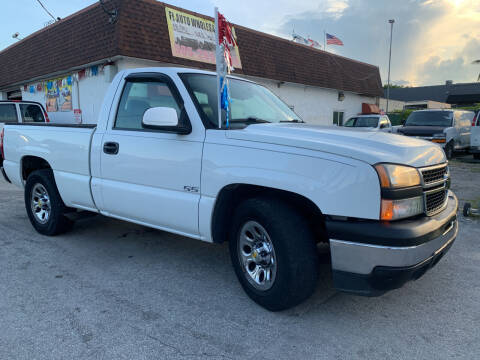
[45,76,73,112]
[165,7,242,68]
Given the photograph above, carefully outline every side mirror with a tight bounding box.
[141,107,191,134]
[142,107,179,128]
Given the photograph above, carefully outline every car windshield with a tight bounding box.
[180,73,301,129]
[404,111,453,127]
[343,116,379,128]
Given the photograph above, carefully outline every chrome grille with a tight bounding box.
[420,163,449,216]
[425,188,447,215]
[421,165,448,186]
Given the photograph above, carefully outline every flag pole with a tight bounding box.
[215,7,222,129]
[324,30,326,51]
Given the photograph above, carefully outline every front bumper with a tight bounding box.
[327,191,458,296]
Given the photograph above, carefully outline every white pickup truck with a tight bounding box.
[0,68,458,311]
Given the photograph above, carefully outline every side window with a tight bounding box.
[0,104,18,122]
[20,104,45,122]
[114,80,181,130]
[453,112,461,126]
[463,112,474,127]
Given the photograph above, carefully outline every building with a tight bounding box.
[0,0,383,125]
[378,98,451,111]
[388,81,480,107]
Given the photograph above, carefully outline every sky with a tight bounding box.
[1,0,479,87]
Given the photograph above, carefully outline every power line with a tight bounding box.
[35,0,57,22]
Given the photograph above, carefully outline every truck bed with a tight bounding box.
[2,123,97,211]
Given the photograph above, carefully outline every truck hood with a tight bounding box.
[226,123,446,167]
[397,126,446,137]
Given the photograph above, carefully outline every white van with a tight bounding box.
[397,109,474,159]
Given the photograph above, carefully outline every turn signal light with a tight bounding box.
[380,199,394,221]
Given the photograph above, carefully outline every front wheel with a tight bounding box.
[25,169,73,236]
[473,153,480,160]
[229,197,319,311]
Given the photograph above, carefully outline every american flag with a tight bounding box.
[326,33,343,46]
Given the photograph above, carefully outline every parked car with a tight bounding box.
[397,109,474,159]
[0,100,48,172]
[0,68,458,311]
[470,110,480,160]
[342,114,393,132]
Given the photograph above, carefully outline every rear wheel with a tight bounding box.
[25,169,73,236]
[229,197,319,311]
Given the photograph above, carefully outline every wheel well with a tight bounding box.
[211,184,327,244]
[21,156,52,181]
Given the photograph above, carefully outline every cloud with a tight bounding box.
[416,38,480,85]
[169,0,479,85]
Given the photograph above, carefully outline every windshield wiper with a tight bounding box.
[280,119,305,123]
[229,117,271,124]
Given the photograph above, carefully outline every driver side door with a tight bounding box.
[99,73,204,237]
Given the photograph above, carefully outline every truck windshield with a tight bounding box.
[180,73,302,129]
[404,111,453,127]
[343,117,379,128]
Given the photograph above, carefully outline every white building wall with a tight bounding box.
[249,77,377,125]
[379,98,405,112]
[20,70,111,124]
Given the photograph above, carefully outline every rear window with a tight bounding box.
[405,111,453,127]
[0,104,18,122]
[20,104,45,123]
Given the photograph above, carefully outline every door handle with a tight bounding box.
[103,142,119,155]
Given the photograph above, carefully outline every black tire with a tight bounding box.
[463,203,471,217]
[444,141,454,160]
[474,153,480,160]
[24,169,73,236]
[229,197,319,311]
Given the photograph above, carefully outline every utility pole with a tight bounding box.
[386,19,395,114]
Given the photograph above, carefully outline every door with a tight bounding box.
[99,74,204,237]
[379,116,392,132]
[460,112,474,148]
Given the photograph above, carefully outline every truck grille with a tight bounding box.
[420,164,449,216]
[425,188,447,215]
[422,165,448,185]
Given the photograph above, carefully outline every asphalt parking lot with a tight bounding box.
[0,157,479,360]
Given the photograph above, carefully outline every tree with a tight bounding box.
[382,84,408,89]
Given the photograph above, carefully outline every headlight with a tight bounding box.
[375,164,423,220]
[374,164,421,188]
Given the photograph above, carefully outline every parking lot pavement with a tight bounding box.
[0,158,479,360]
